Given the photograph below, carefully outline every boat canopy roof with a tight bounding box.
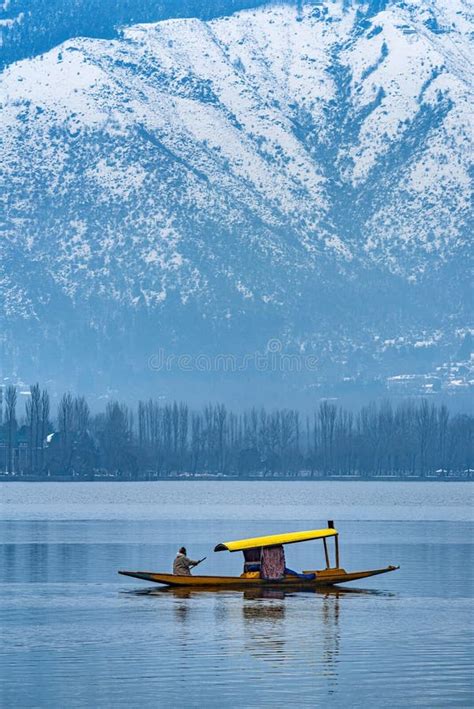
[214,528,338,552]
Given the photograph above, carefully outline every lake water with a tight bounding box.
[1,482,473,708]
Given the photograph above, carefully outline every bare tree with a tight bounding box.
[26,383,41,473]
[57,393,74,474]
[190,411,202,473]
[215,404,227,473]
[40,389,50,474]
[318,401,337,475]
[437,404,449,476]
[5,386,17,473]
[178,403,188,472]
[100,401,136,476]
[73,396,90,433]
[416,399,437,476]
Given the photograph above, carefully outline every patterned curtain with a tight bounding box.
[260,545,286,580]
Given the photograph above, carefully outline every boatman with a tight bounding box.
[173,547,200,576]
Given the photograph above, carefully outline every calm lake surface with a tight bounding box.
[1,482,473,708]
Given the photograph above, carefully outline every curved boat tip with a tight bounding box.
[118,570,152,580]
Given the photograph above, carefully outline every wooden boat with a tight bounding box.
[118,521,399,589]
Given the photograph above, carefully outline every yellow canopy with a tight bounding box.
[214,528,338,552]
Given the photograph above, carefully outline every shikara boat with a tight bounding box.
[119,521,399,589]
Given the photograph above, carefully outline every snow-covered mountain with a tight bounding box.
[1,0,472,405]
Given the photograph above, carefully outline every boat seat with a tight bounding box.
[240,571,260,579]
[285,567,316,581]
[244,563,261,573]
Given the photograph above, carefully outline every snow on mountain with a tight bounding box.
[0,0,472,401]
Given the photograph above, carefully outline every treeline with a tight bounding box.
[0,385,472,478]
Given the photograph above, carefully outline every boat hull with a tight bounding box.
[118,565,399,588]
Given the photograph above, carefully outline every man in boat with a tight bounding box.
[173,547,200,576]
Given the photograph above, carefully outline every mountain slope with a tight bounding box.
[1,0,472,403]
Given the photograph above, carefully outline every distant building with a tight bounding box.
[386,374,441,395]
[0,424,29,473]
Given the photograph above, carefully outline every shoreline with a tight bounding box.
[1,475,472,483]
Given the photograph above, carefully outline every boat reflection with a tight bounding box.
[122,584,395,688]
[124,584,389,599]
[239,589,342,675]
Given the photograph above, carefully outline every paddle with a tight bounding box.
[194,557,207,566]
